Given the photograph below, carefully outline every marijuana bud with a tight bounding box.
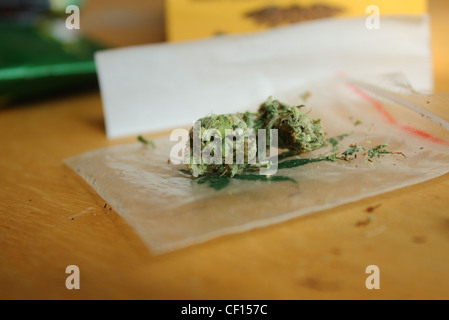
[185,97,325,177]
[186,114,256,177]
[254,97,325,152]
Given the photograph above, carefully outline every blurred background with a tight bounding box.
[0,0,447,108]
[0,0,164,107]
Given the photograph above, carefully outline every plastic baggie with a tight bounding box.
[64,74,449,254]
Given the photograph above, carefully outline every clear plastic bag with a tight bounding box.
[64,75,449,254]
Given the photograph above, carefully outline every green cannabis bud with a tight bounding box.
[186,114,256,177]
[185,97,325,177]
[253,97,325,152]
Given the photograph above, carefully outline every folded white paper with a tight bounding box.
[95,15,432,138]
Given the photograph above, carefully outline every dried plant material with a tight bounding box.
[341,144,364,159]
[185,97,325,177]
[356,215,374,227]
[328,133,351,153]
[137,135,155,148]
[368,144,406,159]
[366,203,381,213]
[245,4,344,27]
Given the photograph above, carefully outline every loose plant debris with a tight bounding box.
[356,215,374,227]
[137,135,156,148]
[366,203,381,213]
[332,143,406,162]
[341,144,365,160]
[328,133,351,153]
[368,144,406,159]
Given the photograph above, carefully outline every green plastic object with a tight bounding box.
[0,17,105,106]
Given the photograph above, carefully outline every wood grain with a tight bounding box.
[1,0,448,299]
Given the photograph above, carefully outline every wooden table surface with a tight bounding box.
[1,0,448,300]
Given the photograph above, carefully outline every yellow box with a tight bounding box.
[166,0,427,41]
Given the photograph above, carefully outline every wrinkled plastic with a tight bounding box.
[64,75,449,254]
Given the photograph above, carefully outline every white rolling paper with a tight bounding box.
[95,15,432,138]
